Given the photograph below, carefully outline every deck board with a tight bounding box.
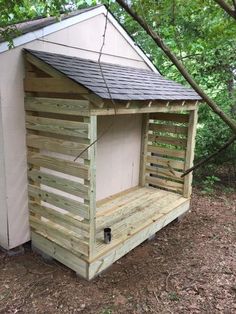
[95,187,187,257]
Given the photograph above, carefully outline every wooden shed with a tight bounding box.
[24,49,200,280]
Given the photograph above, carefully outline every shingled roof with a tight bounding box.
[25,49,201,101]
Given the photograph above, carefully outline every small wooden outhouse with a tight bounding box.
[24,48,200,279]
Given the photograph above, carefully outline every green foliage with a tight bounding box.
[201,175,221,194]
[101,309,113,314]
[0,0,97,42]
[168,291,180,301]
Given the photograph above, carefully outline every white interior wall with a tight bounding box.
[0,12,151,249]
[96,115,142,201]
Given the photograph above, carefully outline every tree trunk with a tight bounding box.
[214,0,236,20]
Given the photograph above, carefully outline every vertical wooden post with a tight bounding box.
[139,113,149,186]
[183,109,198,198]
[84,115,97,260]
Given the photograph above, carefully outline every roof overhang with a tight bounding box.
[25,49,201,103]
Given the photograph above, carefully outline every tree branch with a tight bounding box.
[116,0,236,134]
[181,134,236,177]
[233,0,236,11]
[214,0,236,20]
[166,53,203,68]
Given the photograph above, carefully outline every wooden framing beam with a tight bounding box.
[84,116,97,261]
[183,109,198,197]
[25,97,90,116]
[24,77,88,94]
[139,113,149,186]
[90,100,198,115]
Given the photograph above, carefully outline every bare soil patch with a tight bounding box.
[0,188,235,313]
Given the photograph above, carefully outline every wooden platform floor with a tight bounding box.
[95,186,188,258]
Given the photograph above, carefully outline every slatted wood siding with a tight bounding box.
[143,112,194,196]
[25,96,96,260]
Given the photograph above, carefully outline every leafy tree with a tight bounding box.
[111,0,236,179]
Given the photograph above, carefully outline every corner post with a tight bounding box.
[183,108,198,198]
[84,115,97,260]
[139,113,149,186]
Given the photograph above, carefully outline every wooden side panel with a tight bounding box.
[25,94,94,260]
[32,232,88,279]
[24,77,88,94]
[25,97,90,117]
[144,112,191,195]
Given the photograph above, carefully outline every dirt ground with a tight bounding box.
[0,187,235,314]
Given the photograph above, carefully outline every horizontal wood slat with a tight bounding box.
[26,134,89,159]
[28,153,89,181]
[29,202,89,234]
[28,185,89,219]
[146,155,185,171]
[145,165,184,182]
[26,115,89,139]
[25,97,89,116]
[28,169,89,199]
[24,77,88,94]
[149,123,188,135]
[31,232,88,277]
[150,113,189,123]
[148,134,187,148]
[30,215,89,256]
[146,176,183,192]
[147,145,186,159]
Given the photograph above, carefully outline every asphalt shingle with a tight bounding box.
[25,49,201,101]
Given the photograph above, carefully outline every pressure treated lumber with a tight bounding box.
[25,97,89,116]
[26,134,89,159]
[146,176,183,192]
[28,185,89,219]
[145,165,184,182]
[24,77,88,94]
[149,123,188,135]
[85,116,97,259]
[146,155,185,171]
[150,112,189,123]
[29,202,90,233]
[147,145,186,159]
[28,169,89,199]
[90,103,197,115]
[28,153,89,181]
[30,215,89,256]
[183,110,198,197]
[139,114,149,186]
[148,134,187,148]
[26,115,89,139]
[32,232,88,278]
